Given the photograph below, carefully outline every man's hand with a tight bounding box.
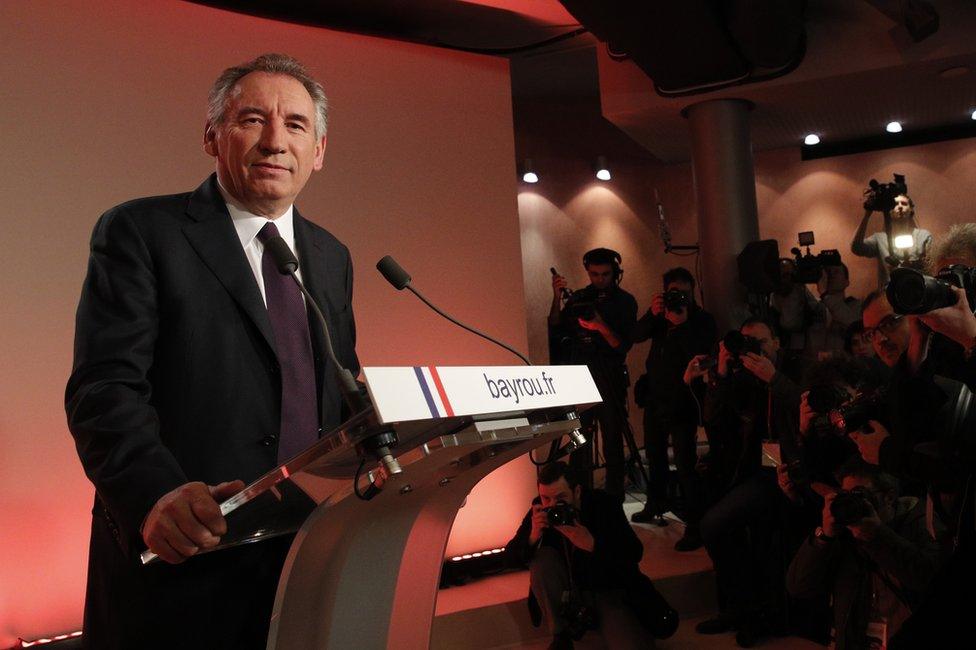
[142,480,244,564]
[776,463,799,502]
[529,503,549,545]
[650,293,665,317]
[554,522,595,552]
[665,306,688,326]
[717,341,732,378]
[919,286,976,353]
[684,354,711,385]
[552,273,569,301]
[850,419,890,466]
[741,352,776,383]
[578,311,608,333]
[798,391,815,437]
[821,492,842,538]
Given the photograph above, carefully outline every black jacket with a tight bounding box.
[65,175,358,649]
[634,305,716,413]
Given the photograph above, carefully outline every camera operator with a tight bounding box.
[786,460,942,649]
[630,267,717,551]
[852,188,931,290]
[689,318,802,645]
[506,462,676,649]
[550,249,638,499]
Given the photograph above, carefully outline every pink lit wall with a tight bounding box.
[0,0,535,642]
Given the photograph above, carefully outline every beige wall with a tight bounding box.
[0,0,533,641]
[518,123,976,448]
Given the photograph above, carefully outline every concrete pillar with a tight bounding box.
[683,99,760,333]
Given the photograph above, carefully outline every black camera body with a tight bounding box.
[545,500,579,527]
[811,389,885,438]
[886,265,976,315]
[663,289,690,312]
[830,486,880,527]
[566,285,608,323]
[723,330,763,358]
[863,173,908,213]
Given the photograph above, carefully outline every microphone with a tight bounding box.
[376,255,530,366]
[263,235,371,418]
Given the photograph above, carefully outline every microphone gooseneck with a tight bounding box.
[376,255,530,366]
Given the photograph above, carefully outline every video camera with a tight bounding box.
[886,264,976,315]
[790,231,842,284]
[863,173,908,213]
[566,285,608,323]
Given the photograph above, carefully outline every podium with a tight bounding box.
[141,365,600,649]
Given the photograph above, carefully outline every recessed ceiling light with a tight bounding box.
[886,121,903,133]
[803,134,820,145]
[520,158,539,184]
[971,109,976,120]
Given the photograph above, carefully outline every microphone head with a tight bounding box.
[263,236,299,274]
[376,255,411,290]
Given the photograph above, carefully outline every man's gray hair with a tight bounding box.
[208,53,328,138]
[929,223,976,271]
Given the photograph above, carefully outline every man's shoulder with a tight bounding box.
[297,212,350,256]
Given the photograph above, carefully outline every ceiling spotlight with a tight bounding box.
[886,121,903,133]
[594,155,611,181]
[803,134,821,146]
[971,109,976,120]
[521,158,538,184]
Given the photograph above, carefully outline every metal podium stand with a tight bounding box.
[140,365,597,649]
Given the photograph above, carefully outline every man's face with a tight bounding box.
[891,195,913,221]
[862,295,909,368]
[741,322,779,360]
[586,263,614,290]
[205,72,326,217]
[538,477,580,509]
[850,332,875,358]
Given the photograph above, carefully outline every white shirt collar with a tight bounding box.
[216,179,295,249]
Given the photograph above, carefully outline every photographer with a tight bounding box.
[786,460,942,649]
[852,186,931,290]
[630,267,717,551]
[549,249,638,499]
[771,258,824,377]
[506,462,675,649]
[810,263,863,359]
[690,318,802,645]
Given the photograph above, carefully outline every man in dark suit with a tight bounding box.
[65,53,358,649]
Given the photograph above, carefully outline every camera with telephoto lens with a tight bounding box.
[886,265,976,315]
[545,500,579,526]
[863,173,908,213]
[790,232,842,285]
[830,485,881,527]
[663,288,690,312]
[810,388,885,438]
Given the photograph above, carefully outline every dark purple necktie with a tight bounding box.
[257,221,319,463]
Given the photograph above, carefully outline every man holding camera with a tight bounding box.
[689,318,802,645]
[630,268,717,552]
[786,461,941,649]
[550,249,638,499]
[506,462,675,649]
[852,185,932,290]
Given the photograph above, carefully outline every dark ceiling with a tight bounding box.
[192,0,976,163]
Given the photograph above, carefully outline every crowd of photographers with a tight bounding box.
[506,181,976,649]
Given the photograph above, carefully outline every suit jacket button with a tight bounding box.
[260,435,278,447]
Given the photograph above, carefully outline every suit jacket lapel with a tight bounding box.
[182,175,277,356]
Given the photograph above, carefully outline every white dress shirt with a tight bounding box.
[217,181,303,307]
